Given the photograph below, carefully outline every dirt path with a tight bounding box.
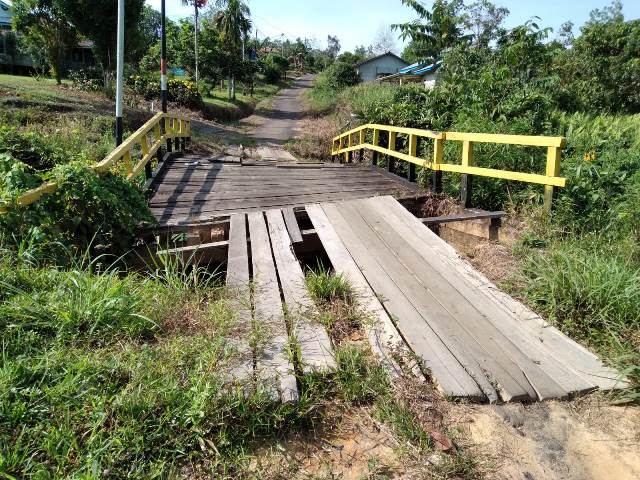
[243,74,315,144]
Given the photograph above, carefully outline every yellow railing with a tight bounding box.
[332,124,566,208]
[0,112,190,213]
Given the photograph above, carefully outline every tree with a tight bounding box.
[181,0,207,82]
[326,35,340,59]
[55,0,145,80]
[555,21,574,48]
[464,0,509,48]
[128,5,163,65]
[392,0,469,62]
[213,0,251,99]
[337,51,366,65]
[587,0,624,25]
[370,24,398,55]
[11,0,77,84]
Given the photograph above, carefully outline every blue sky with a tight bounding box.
[146,0,640,53]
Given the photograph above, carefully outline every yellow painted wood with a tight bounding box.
[438,164,566,187]
[544,146,562,209]
[359,128,365,145]
[373,129,380,147]
[446,131,565,148]
[123,151,134,175]
[409,134,417,157]
[140,135,150,156]
[433,138,444,168]
[388,131,397,151]
[462,140,474,167]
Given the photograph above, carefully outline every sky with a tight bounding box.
[145,0,640,53]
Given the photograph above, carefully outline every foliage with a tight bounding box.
[319,61,361,90]
[54,0,146,72]
[128,74,203,108]
[260,53,289,83]
[11,0,78,84]
[392,0,470,62]
[68,66,104,92]
[554,17,640,114]
[1,160,154,256]
[305,266,353,304]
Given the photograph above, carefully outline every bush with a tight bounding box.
[322,61,361,90]
[0,161,154,256]
[128,75,203,109]
[69,66,103,92]
[0,126,69,171]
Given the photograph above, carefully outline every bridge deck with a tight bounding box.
[307,196,624,402]
[148,153,413,226]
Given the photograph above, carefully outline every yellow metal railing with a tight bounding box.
[0,112,190,213]
[332,123,566,208]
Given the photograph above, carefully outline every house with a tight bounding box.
[356,52,409,82]
[378,60,443,90]
[0,0,95,74]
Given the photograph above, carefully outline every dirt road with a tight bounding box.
[246,74,315,144]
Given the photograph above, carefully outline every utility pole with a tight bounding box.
[115,0,124,146]
[194,3,199,82]
[160,0,168,114]
[160,0,171,151]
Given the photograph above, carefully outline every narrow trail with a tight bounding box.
[244,74,315,144]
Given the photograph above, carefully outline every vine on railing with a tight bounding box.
[0,112,191,213]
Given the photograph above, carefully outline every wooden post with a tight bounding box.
[388,130,397,173]
[408,134,417,182]
[372,129,379,166]
[141,134,152,179]
[359,128,365,163]
[544,146,561,210]
[432,137,444,193]
[461,140,474,208]
[166,117,173,152]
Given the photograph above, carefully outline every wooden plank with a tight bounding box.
[247,211,299,403]
[265,209,336,373]
[320,202,485,399]
[149,189,404,216]
[349,199,565,401]
[305,204,414,379]
[372,196,620,393]
[225,214,254,387]
[421,211,506,224]
[149,184,403,206]
[282,208,303,244]
[332,202,508,401]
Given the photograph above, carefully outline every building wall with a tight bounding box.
[0,2,11,29]
[422,71,439,90]
[357,55,409,82]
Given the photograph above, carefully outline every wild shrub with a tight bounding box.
[128,75,203,109]
[0,161,154,256]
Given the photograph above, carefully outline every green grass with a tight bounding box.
[203,81,285,121]
[305,266,353,304]
[521,238,640,401]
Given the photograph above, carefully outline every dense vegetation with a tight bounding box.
[309,0,639,400]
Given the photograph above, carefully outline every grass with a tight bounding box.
[203,81,287,121]
[305,265,353,304]
[521,237,640,401]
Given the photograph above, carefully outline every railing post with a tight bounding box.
[388,130,397,173]
[165,116,173,152]
[408,134,417,182]
[372,128,379,166]
[359,128,365,163]
[544,146,561,211]
[432,136,443,193]
[461,140,474,207]
[141,134,152,179]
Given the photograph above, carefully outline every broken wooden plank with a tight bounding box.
[247,211,299,403]
[282,207,304,244]
[305,203,416,380]
[321,202,485,400]
[224,214,254,388]
[265,209,336,373]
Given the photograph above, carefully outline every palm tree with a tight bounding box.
[213,0,251,99]
[181,0,208,82]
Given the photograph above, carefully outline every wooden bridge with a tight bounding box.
[2,113,626,402]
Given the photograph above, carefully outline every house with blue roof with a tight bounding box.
[379,60,443,90]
